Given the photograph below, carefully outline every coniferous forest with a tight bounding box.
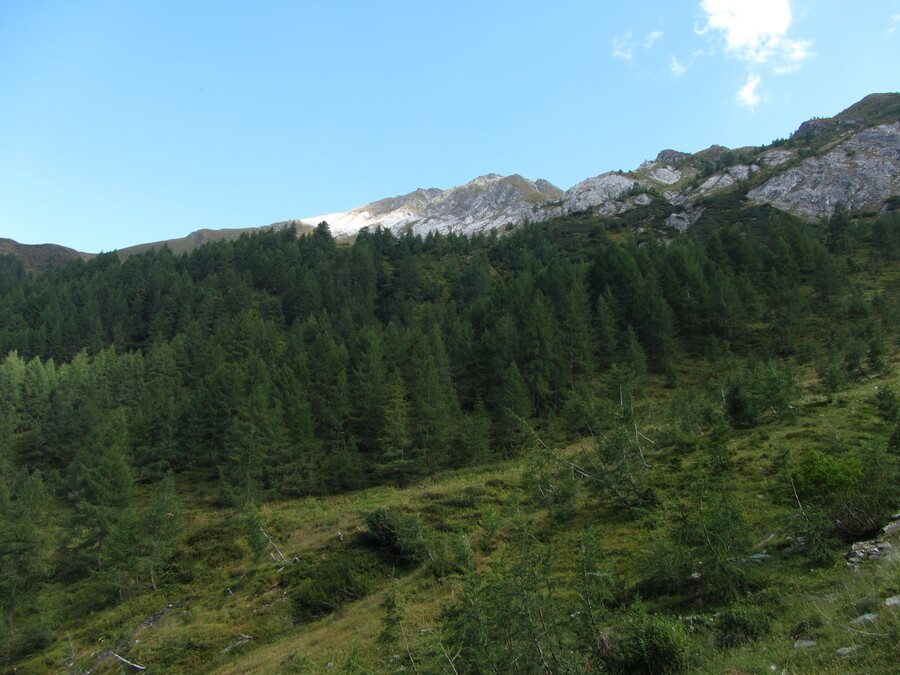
[2,197,900,672]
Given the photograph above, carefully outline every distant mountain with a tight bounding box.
[294,93,900,237]
[0,238,90,274]
[3,93,898,270]
[113,223,315,259]
[295,174,564,238]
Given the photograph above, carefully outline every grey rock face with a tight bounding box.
[748,122,900,218]
[300,174,563,238]
[759,148,795,166]
[407,174,563,237]
[561,173,638,212]
[283,96,900,240]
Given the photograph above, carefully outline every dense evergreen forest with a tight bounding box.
[2,197,899,671]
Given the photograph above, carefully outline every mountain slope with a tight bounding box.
[293,92,900,238]
[296,173,564,237]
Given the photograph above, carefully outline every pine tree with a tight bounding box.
[139,475,184,590]
[71,409,135,572]
[378,370,415,485]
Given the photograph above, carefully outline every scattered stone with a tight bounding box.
[845,535,895,566]
[850,613,879,624]
[836,644,862,657]
[794,639,817,649]
[886,596,900,607]
[746,553,771,564]
[883,521,900,536]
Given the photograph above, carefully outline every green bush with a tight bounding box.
[364,508,428,564]
[791,449,861,502]
[607,605,694,673]
[875,386,899,422]
[790,445,898,543]
[288,546,384,622]
[715,603,771,647]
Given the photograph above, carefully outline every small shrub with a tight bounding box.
[791,449,861,501]
[607,605,694,673]
[426,532,473,578]
[289,547,384,622]
[875,386,899,422]
[715,603,771,647]
[364,508,428,564]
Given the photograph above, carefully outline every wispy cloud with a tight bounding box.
[737,73,762,107]
[670,55,687,78]
[613,30,664,62]
[698,0,812,107]
[644,31,663,49]
[613,31,636,61]
[890,13,900,34]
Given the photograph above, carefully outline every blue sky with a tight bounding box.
[1,0,898,253]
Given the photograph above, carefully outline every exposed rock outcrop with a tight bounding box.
[747,122,900,218]
[298,174,563,238]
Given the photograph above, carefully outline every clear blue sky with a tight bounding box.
[1,0,898,252]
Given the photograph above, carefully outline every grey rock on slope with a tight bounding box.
[747,122,900,218]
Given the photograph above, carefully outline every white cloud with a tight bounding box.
[699,0,811,68]
[644,31,663,49]
[890,14,900,33]
[670,55,687,78]
[613,31,635,61]
[613,30,664,62]
[737,72,761,107]
[699,0,812,107]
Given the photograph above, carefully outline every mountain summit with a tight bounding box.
[3,93,899,262]
[288,93,899,240]
[293,174,564,238]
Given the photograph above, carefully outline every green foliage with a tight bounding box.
[1,194,900,672]
[288,545,387,623]
[605,603,694,674]
[790,443,899,543]
[714,603,771,647]
[645,489,755,603]
[364,508,428,565]
[723,359,796,427]
[875,385,899,422]
[791,449,862,502]
[445,520,584,673]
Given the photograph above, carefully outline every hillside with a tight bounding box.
[1,191,899,672]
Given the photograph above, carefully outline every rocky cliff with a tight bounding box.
[291,93,900,240]
[296,174,564,238]
[4,94,898,266]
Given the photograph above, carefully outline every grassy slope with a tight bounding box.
[14,351,899,674]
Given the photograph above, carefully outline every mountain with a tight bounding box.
[295,173,564,237]
[2,93,898,267]
[0,238,90,273]
[286,93,899,239]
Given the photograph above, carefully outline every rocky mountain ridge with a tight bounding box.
[291,93,900,239]
[294,174,564,238]
[3,93,899,264]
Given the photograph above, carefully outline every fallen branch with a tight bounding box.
[259,525,287,563]
[221,634,253,653]
[112,652,147,671]
[400,621,419,674]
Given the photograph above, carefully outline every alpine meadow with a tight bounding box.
[2,94,900,673]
